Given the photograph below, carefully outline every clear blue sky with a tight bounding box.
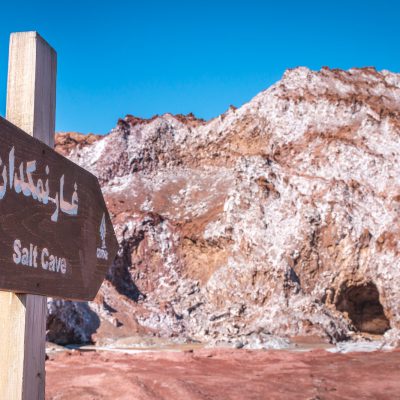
[0,0,398,134]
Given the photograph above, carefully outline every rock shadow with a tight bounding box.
[47,300,101,345]
[106,236,146,302]
[335,282,390,334]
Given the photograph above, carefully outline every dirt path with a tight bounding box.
[46,348,400,400]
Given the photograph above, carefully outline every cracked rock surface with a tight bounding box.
[47,67,400,348]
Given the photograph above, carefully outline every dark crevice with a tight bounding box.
[335,282,390,334]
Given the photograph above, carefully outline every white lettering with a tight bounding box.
[1,147,79,222]
[96,248,108,260]
[49,255,55,271]
[61,258,67,274]
[41,248,49,270]
[13,239,21,264]
[13,240,67,275]
[33,246,38,268]
[21,247,29,266]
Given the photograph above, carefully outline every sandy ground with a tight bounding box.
[45,347,400,400]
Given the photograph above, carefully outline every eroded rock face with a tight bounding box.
[55,132,102,156]
[47,68,400,347]
[47,300,100,344]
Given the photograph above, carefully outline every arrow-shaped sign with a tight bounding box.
[0,116,118,301]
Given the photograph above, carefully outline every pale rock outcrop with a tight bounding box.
[48,67,400,347]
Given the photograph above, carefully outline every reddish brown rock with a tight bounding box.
[48,67,400,348]
[55,132,102,156]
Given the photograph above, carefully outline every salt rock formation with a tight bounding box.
[49,67,400,347]
[55,131,102,156]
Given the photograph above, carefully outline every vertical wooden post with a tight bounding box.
[0,31,57,400]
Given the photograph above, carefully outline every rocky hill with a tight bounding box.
[47,67,400,348]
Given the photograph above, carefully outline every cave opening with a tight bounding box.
[335,282,390,335]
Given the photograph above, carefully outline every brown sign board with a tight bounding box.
[0,116,118,301]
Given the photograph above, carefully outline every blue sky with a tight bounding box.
[0,1,398,134]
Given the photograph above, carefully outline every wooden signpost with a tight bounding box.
[0,116,118,300]
[0,32,117,399]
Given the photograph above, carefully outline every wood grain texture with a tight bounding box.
[0,116,118,300]
[6,32,56,146]
[0,293,47,399]
[0,31,55,400]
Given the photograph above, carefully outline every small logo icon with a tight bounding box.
[97,213,108,260]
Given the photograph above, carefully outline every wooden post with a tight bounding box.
[0,31,56,400]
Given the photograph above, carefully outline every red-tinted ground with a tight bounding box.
[45,348,400,400]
